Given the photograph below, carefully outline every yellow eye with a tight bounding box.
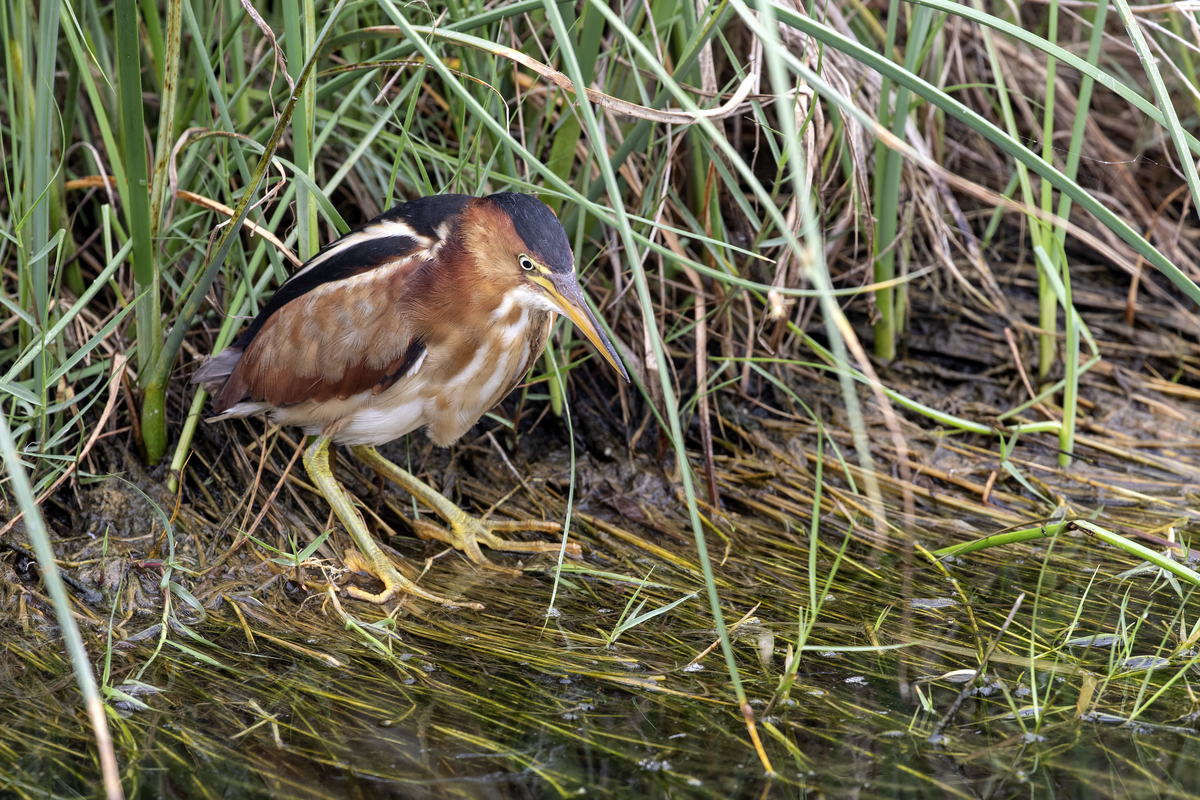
[519,254,535,271]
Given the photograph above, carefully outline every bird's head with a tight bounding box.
[457,192,630,382]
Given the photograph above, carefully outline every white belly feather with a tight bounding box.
[316,318,537,447]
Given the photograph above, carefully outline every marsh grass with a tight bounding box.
[4,0,1200,795]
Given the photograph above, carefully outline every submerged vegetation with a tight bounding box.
[3,0,1200,796]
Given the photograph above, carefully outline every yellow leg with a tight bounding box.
[351,445,580,566]
[303,435,483,609]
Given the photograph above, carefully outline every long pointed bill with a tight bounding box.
[538,272,630,382]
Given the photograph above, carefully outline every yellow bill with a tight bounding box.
[535,272,630,383]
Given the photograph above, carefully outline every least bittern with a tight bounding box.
[194,193,628,607]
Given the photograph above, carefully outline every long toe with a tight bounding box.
[343,548,485,609]
[411,511,580,566]
[352,445,579,568]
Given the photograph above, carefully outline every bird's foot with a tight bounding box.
[351,444,580,568]
[342,548,485,609]
[409,510,581,567]
[304,435,483,609]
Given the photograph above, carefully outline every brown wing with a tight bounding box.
[208,196,478,412]
[214,257,441,411]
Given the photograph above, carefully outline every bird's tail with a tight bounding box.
[191,347,243,395]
